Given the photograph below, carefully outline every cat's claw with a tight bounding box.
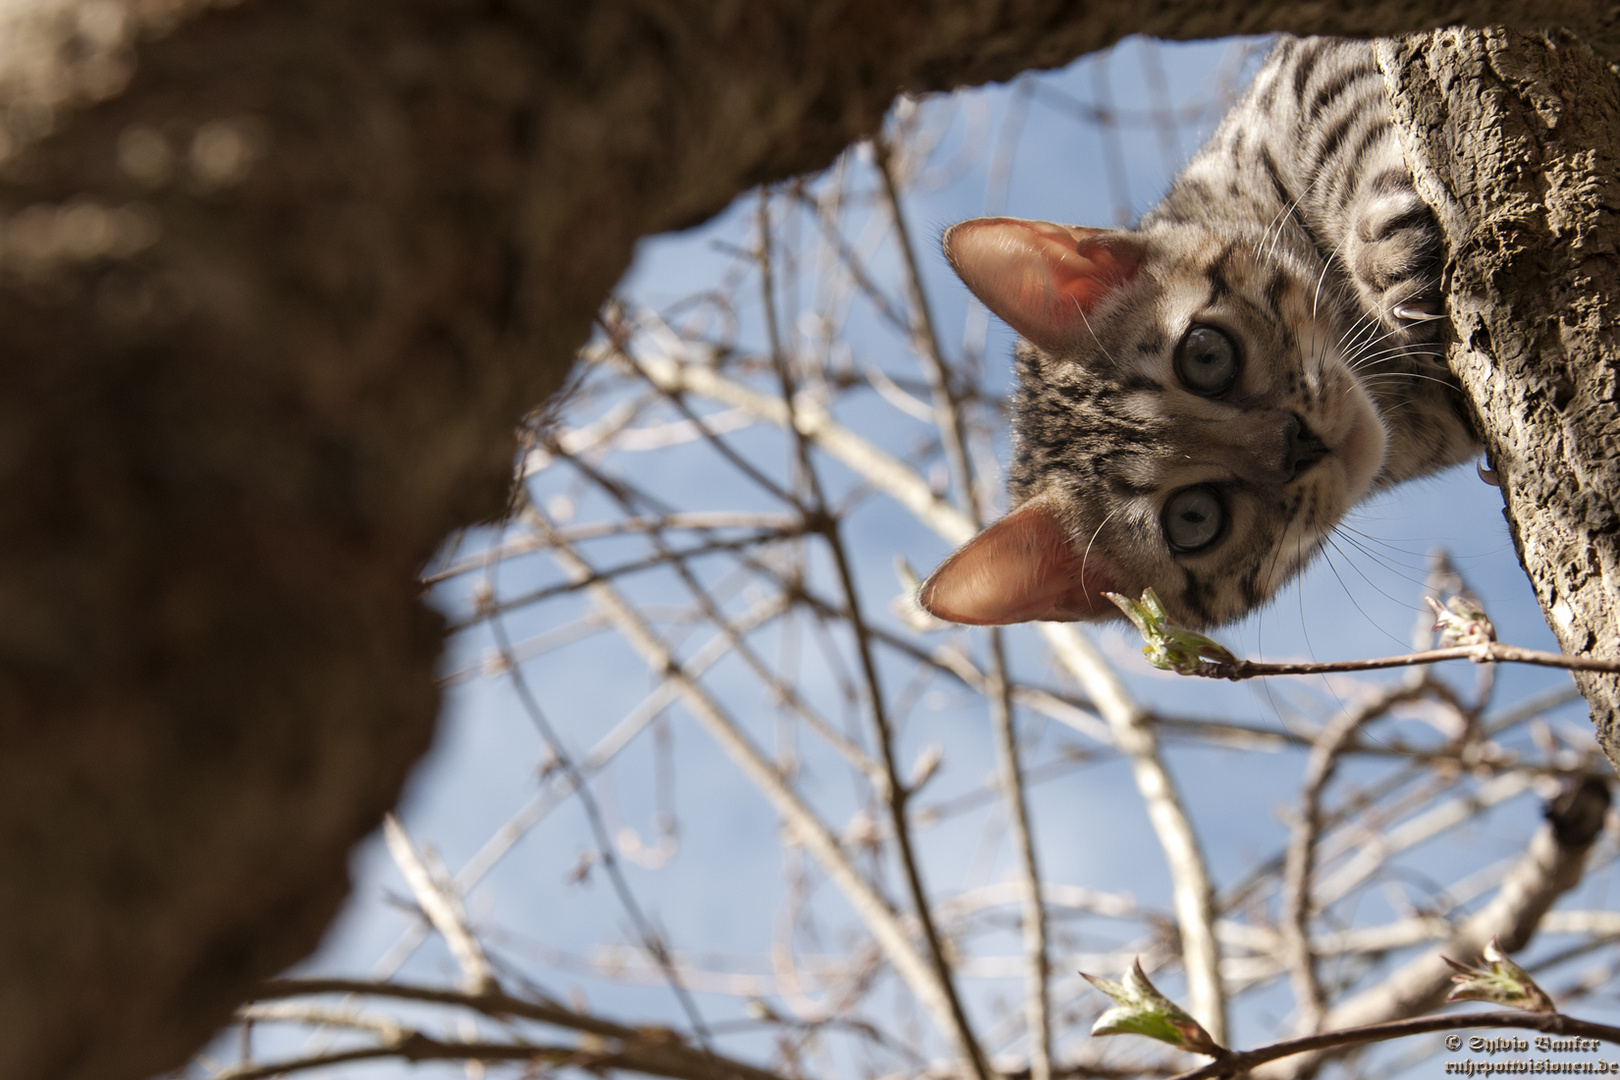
[1392,299,1444,323]
[1477,456,1500,487]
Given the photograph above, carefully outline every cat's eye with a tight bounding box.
[1162,485,1225,552]
[1174,326,1238,396]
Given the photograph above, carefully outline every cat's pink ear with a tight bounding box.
[944,218,1142,351]
[918,496,1122,625]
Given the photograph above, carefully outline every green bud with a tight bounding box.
[1442,937,1556,1013]
[1106,589,1239,675]
[1082,958,1223,1056]
[1427,594,1496,648]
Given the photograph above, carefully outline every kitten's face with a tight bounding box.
[918,217,1390,630]
[1009,228,1387,627]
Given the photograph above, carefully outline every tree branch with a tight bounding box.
[1170,1010,1620,1080]
[1266,778,1611,1078]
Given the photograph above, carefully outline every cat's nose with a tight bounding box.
[1284,414,1330,479]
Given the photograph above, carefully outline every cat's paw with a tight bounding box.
[1345,190,1445,343]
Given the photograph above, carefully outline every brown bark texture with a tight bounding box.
[1,3,1616,1080]
[1382,27,1620,768]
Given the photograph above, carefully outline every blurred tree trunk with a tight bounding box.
[0,3,1613,1080]
[1381,28,1620,771]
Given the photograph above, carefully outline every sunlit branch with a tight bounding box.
[1042,623,1227,1046]
[1168,1010,1620,1080]
[485,587,714,1044]
[453,528,798,629]
[873,132,1052,1078]
[598,333,977,545]
[982,628,1053,1080]
[517,490,884,788]
[1313,772,1535,908]
[382,816,495,995]
[534,514,979,1064]
[1278,779,1612,1078]
[756,187,992,1080]
[789,184,915,342]
[1280,681,1425,1033]
[873,134,976,521]
[225,991,788,1080]
[1194,642,1620,679]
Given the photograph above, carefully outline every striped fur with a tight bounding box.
[922,37,1480,629]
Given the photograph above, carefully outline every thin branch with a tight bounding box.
[875,128,1050,1080]
[1195,642,1620,679]
[1280,681,1426,1033]
[251,977,781,1080]
[519,475,884,787]
[240,1001,405,1038]
[873,134,975,519]
[598,335,976,546]
[611,335,803,512]
[1167,1010,1620,1080]
[484,579,714,1045]
[1042,622,1228,1047]
[533,514,977,1064]
[371,590,793,977]
[214,1032,783,1080]
[257,977,630,1036]
[987,629,1053,1080]
[382,815,495,995]
[455,527,799,628]
[789,185,915,342]
[1312,772,1535,909]
[1277,778,1612,1078]
[756,188,991,1080]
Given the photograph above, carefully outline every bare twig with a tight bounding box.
[1043,624,1227,1046]
[756,188,991,1080]
[873,134,975,519]
[382,815,495,995]
[876,128,1051,1080]
[1169,1010,1620,1080]
[1195,642,1620,679]
[1272,779,1612,1078]
[214,1031,784,1080]
[252,976,783,1080]
[1280,681,1426,1033]
[987,628,1053,1080]
[484,591,714,1044]
[535,514,976,1064]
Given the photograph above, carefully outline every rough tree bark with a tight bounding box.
[0,3,1614,1080]
[1382,27,1620,764]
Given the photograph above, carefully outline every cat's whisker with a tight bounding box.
[1311,228,1355,324]
[1351,345,1449,362]
[1319,533,1428,649]
[1344,346,1449,374]
[1072,299,1118,365]
[1354,371,1466,392]
[1262,151,1334,265]
[1329,524,1435,575]
[1080,505,1124,593]
[1327,529,1444,604]
[1339,306,1396,358]
[1333,316,1390,372]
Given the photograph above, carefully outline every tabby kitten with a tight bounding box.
[919,36,1480,630]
